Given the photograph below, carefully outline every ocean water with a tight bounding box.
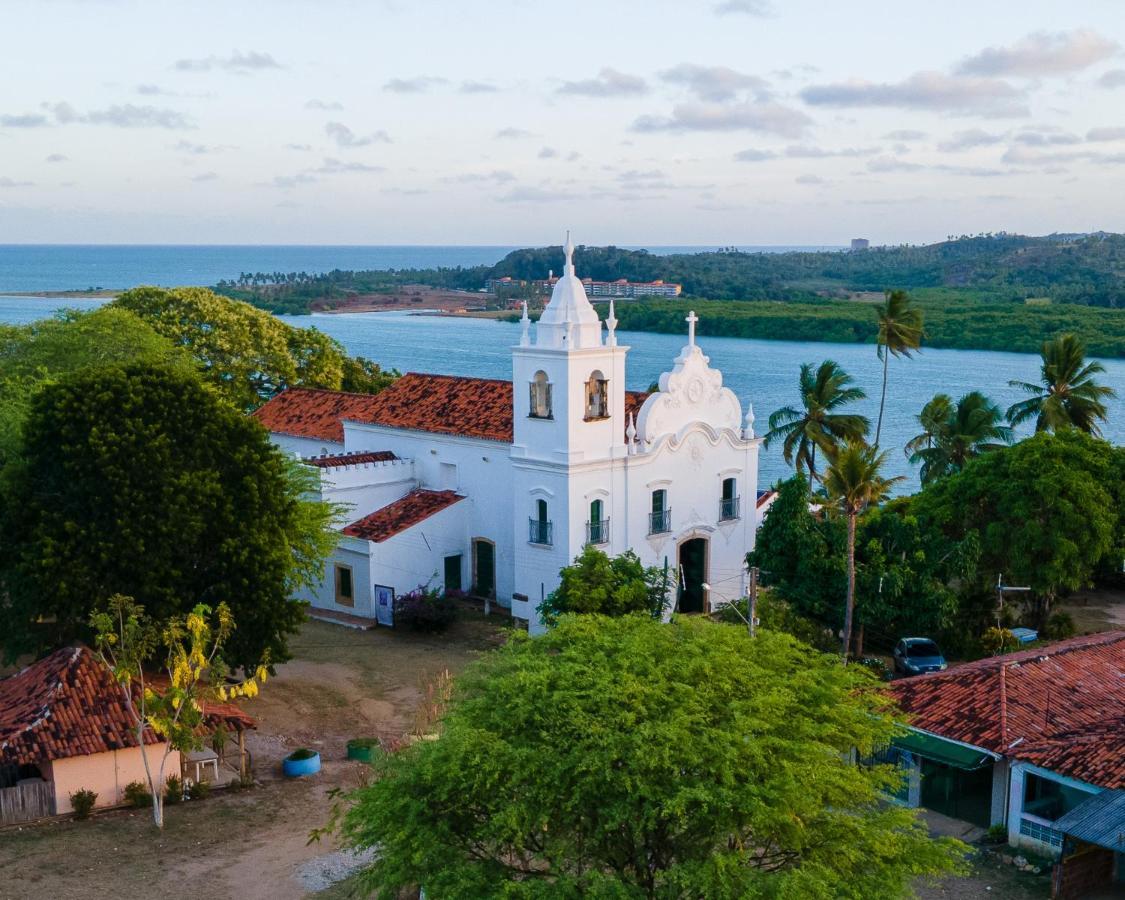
[0,244,840,294]
[4,295,1121,490]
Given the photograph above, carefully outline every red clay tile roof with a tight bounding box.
[305,450,399,467]
[889,631,1125,788]
[342,489,464,543]
[252,387,385,442]
[255,377,651,444]
[0,647,256,766]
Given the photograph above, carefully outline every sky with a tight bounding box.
[2,0,1125,245]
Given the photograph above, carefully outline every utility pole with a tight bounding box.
[996,572,1031,628]
[748,566,759,638]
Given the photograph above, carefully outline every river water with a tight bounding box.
[4,295,1121,489]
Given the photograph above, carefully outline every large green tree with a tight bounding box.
[338,615,965,898]
[0,307,188,466]
[764,360,870,481]
[907,391,1013,485]
[1006,333,1117,435]
[111,286,397,409]
[873,289,924,448]
[0,363,337,668]
[915,430,1124,625]
[822,442,904,658]
[540,545,670,625]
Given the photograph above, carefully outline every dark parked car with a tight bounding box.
[892,638,948,676]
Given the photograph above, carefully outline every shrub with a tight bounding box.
[70,788,97,820]
[1043,611,1076,641]
[288,748,318,761]
[164,775,183,805]
[981,627,1021,656]
[985,823,1008,845]
[124,780,151,808]
[395,586,458,633]
[856,656,891,680]
[187,780,210,801]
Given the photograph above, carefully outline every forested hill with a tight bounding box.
[489,233,1125,306]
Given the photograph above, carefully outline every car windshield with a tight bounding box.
[907,641,941,658]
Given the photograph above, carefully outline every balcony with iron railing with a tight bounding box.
[720,495,741,521]
[648,508,671,535]
[528,518,553,546]
[586,518,610,545]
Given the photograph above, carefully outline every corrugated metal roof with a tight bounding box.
[1053,789,1125,851]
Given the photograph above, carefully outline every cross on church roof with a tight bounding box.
[686,310,698,346]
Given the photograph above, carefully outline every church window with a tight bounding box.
[529,498,553,546]
[334,564,354,607]
[585,370,609,420]
[529,370,553,419]
[720,477,740,521]
[587,498,609,544]
[649,489,671,534]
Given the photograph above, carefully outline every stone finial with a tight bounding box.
[686,310,698,346]
[606,297,618,347]
[743,402,756,439]
[626,412,637,454]
[519,300,530,346]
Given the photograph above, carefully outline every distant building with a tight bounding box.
[850,238,870,251]
[486,274,682,298]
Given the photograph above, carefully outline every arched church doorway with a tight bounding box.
[677,537,708,614]
[472,539,495,599]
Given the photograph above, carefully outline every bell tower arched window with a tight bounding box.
[585,370,609,420]
[529,370,552,419]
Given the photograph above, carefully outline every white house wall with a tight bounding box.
[272,433,344,459]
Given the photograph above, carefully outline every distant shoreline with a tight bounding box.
[0,290,121,299]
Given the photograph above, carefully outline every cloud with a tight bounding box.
[784,144,877,158]
[496,186,570,203]
[175,50,282,73]
[1087,126,1125,142]
[271,173,317,189]
[795,174,824,185]
[866,156,924,172]
[382,186,429,196]
[45,153,68,163]
[495,127,533,139]
[285,143,312,151]
[1013,127,1081,147]
[44,101,192,129]
[325,121,391,148]
[443,170,517,184]
[190,171,219,182]
[383,76,448,94]
[932,164,1014,177]
[305,99,343,111]
[1099,69,1125,89]
[956,29,1119,77]
[0,177,33,188]
[659,64,769,102]
[557,68,648,98]
[460,81,498,94]
[714,0,772,15]
[312,157,385,174]
[734,148,777,162]
[173,140,222,154]
[801,71,1028,117]
[538,146,558,159]
[937,128,1005,152]
[137,83,172,96]
[1001,145,1085,165]
[883,129,927,141]
[633,99,812,138]
[0,113,49,127]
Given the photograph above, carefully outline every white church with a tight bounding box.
[255,237,768,632]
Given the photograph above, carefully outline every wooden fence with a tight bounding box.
[0,779,55,824]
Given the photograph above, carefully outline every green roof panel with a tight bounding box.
[893,730,992,770]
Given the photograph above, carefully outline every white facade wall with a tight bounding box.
[315,456,417,525]
[271,433,343,459]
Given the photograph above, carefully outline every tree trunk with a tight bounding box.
[874,350,889,448]
[842,512,856,662]
[854,622,865,658]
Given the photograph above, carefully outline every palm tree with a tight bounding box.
[822,440,904,660]
[904,393,953,458]
[908,391,1014,485]
[765,360,870,481]
[873,290,924,448]
[1006,334,1117,436]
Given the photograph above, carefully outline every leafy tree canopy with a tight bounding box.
[111,286,397,409]
[0,307,189,466]
[339,615,966,899]
[914,430,1124,621]
[0,363,337,668]
[540,545,669,625]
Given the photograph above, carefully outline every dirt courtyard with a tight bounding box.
[0,612,505,900]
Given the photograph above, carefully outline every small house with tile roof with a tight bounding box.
[254,236,762,631]
[885,631,1125,857]
[0,646,254,823]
